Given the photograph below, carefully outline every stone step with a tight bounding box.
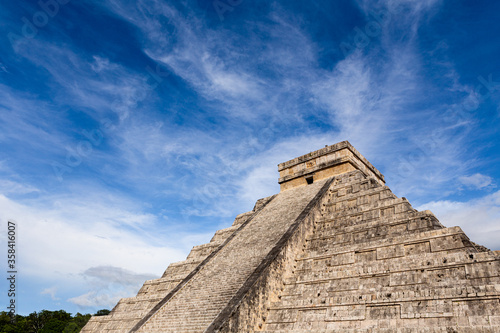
[312,210,442,240]
[307,215,442,251]
[107,295,163,306]
[260,325,500,333]
[300,226,472,261]
[323,185,396,212]
[265,297,500,328]
[186,241,223,260]
[327,177,384,199]
[325,171,379,193]
[90,196,277,332]
[135,179,330,332]
[279,283,500,308]
[83,203,268,333]
[276,279,500,307]
[82,317,140,332]
[320,193,397,220]
[230,196,274,227]
[160,258,203,278]
[231,211,254,226]
[210,225,239,242]
[295,246,498,278]
[307,211,444,242]
[285,273,500,304]
[315,202,418,237]
[321,196,416,221]
[137,279,182,296]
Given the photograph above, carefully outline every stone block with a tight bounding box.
[430,234,466,252]
[377,244,405,260]
[325,305,366,321]
[267,309,298,323]
[367,305,401,319]
[405,241,431,256]
[331,252,355,266]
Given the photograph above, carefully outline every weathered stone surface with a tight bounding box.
[136,178,331,332]
[81,197,274,333]
[82,141,500,333]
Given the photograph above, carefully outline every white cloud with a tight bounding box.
[417,191,500,250]
[90,56,114,73]
[9,39,152,124]
[41,286,60,301]
[104,0,321,123]
[0,180,40,195]
[0,188,208,310]
[68,266,157,309]
[82,266,157,288]
[0,194,172,278]
[356,0,442,38]
[68,291,121,309]
[311,52,389,149]
[459,173,495,189]
[0,84,71,157]
[97,0,492,214]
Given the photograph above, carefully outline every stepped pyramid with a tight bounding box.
[82,141,500,332]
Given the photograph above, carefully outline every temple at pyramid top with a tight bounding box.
[278,141,385,191]
[82,141,499,333]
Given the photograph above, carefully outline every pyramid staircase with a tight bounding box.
[81,197,272,332]
[81,141,500,332]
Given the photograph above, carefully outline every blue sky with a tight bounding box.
[1,0,499,316]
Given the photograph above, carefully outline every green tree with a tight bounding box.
[0,311,17,333]
[26,311,46,333]
[48,310,71,322]
[71,313,91,329]
[62,322,80,333]
[40,319,67,333]
[0,310,91,333]
[94,309,110,316]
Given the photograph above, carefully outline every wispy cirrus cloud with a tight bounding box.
[0,179,39,195]
[75,0,495,216]
[459,173,495,190]
[1,0,499,316]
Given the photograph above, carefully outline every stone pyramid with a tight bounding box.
[82,141,500,332]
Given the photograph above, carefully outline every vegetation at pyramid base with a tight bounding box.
[0,309,109,333]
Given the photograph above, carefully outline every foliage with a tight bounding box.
[94,309,110,316]
[0,309,106,333]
